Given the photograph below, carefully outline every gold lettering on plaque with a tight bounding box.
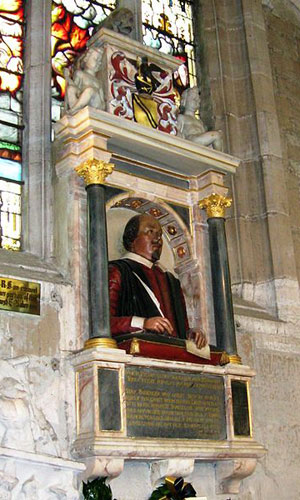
[125,367,226,440]
[0,277,40,315]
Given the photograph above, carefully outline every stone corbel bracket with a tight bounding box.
[150,458,195,487]
[215,458,257,494]
[79,456,124,483]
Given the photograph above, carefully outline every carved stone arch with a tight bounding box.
[106,195,193,275]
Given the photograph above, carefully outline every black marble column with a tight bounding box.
[75,158,117,349]
[208,217,238,357]
[86,183,111,340]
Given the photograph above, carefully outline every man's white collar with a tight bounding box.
[122,252,155,269]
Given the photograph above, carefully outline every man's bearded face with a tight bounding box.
[131,215,163,262]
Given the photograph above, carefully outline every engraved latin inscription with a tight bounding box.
[125,366,226,440]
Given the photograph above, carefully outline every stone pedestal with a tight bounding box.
[72,346,265,493]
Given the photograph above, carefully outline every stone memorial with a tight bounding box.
[4,0,298,498]
[53,16,266,499]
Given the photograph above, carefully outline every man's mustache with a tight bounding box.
[152,239,162,247]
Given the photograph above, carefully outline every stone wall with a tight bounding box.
[200,0,300,320]
[232,309,300,499]
[0,282,85,498]
[263,0,300,284]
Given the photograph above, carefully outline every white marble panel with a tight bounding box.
[77,367,94,435]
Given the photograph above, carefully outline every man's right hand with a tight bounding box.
[144,317,173,335]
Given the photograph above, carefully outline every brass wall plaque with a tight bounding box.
[0,277,40,315]
[125,366,226,440]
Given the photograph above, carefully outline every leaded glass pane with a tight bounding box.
[51,0,116,120]
[142,0,196,91]
[0,0,24,184]
[0,0,23,250]
[0,179,22,251]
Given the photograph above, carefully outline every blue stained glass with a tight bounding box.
[0,158,22,181]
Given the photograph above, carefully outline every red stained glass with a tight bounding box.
[51,1,115,101]
[0,1,24,93]
[0,145,21,163]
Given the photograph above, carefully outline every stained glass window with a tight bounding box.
[51,0,196,120]
[0,179,21,251]
[51,0,116,120]
[142,0,196,91]
[0,0,24,250]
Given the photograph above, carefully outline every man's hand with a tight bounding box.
[144,317,173,335]
[187,330,207,349]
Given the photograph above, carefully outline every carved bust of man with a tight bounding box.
[108,213,206,349]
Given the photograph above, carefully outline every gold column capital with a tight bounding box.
[199,193,232,218]
[75,159,114,186]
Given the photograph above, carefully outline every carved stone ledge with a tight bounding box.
[150,459,195,487]
[54,107,240,184]
[79,456,124,483]
[215,458,257,494]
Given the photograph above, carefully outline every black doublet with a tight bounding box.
[109,259,187,339]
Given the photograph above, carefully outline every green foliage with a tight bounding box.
[82,477,115,500]
[82,475,196,500]
[148,477,197,499]
[148,483,170,500]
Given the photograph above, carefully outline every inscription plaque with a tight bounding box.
[0,277,40,315]
[125,366,226,440]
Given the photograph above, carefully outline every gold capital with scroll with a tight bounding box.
[199,193,232,218]
[75,159,114,186]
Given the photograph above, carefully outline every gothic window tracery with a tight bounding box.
[142,0,196,90]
